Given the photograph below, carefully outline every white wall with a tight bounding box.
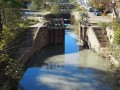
[106,27,114,44]
[87,27,101,54]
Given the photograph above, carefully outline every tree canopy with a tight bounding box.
[0,0,21,38]
[114,18,120,45]
[29,0,43,10]
[50,4,60,15]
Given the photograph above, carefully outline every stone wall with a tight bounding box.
[20,27,48,64]
[87,27,101,54]
[20,26,65,64]
[106,27,114,44]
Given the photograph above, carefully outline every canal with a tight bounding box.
[19,30,112,90]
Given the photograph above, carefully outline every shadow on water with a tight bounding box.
[19,65,117,90]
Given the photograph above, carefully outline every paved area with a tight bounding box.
[72,11,113,23]
[22,9,50,27]
[88,12,113,23]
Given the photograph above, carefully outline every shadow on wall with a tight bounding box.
[25,45,64,68]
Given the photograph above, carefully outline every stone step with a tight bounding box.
[98,37,108,41]
[101,44,108,47]
[95,30,103,33]
[93,27,110,47]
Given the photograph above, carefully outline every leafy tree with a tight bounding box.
[79,12,90,26]
[98,22,108,33]
[114,26,120,45]
[114,18,120,45]
[0,54,24,89]
[29,0,43,10]
[0,0,26,89]
[90,0,120,17]
[50,4,60,15]
[0,0,21,39]
[69,0,75,2]
[111,0,120,18]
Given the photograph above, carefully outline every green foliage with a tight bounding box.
[0,40,6,49]
[29,0,43,10]
[79,12,89,25]
[0,1,36,88]
[90,0,108,12]
[0,0,37,89]
[0,54,10,66]
[0,0,22,38]
[114,18,120,25]
[0,0,21,22]
[1,18,38,48]
[114,17,120,45]
[0,54,24,89]
[114,25,120,45]
[2,26,15,43]
[69,0,75,2]
[5,59,24,81]
[98,22,108,31]
[60,0,74,2]
[51,4,60,15]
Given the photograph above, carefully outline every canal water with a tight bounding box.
[19,30,112,90]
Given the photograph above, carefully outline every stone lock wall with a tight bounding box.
[20,27,48,64]
[20,26,65,64]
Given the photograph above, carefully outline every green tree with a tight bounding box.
[114,18,120,45]
[69,0,75,2]
[0,0,25,89]
[111,0,120,18]
[0,0,21,39]
[29,0,43,10]
[114,26,120,45]
[50,4,60,15]
[79,12,90,26]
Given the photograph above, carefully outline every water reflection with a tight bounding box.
[65,30,79,54]
[19,66,110,90]
[19,30,112,90]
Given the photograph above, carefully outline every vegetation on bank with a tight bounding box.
[0,0,39,89]
[106,17,120,86]
[0,0,120,89]
[113,18,120,45]
[29,0,43,10]
[0,18,38,90]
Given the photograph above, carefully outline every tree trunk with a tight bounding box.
[113,7,119,18]
[111,2,119,18]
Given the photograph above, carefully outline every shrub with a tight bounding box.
[114,17,120,45]
[114,25,120,45]
[50,4,60,15]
